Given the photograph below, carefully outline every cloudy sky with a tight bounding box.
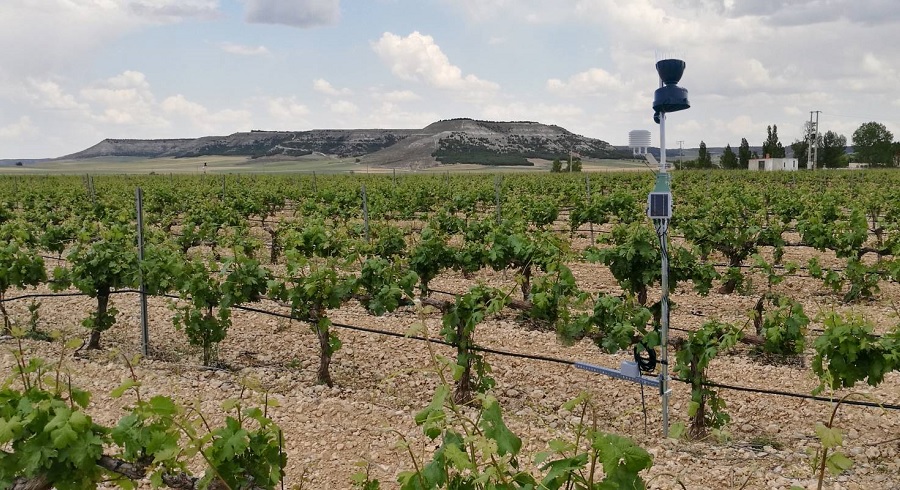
[2,0,899,159]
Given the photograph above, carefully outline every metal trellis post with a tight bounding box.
[361,184,370,243]
[135,187,150,356]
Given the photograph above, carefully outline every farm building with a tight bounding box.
[748,157,798,171]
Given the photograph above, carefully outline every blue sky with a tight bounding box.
[2,0,899,159]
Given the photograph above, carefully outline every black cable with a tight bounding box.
[633,343,657,373]
[231,303,575,365]
[0,291,91,303]
[3,289,899,411]
[232,304,900,411]
[671,376,900,411]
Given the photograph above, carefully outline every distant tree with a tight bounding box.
[820,130,848,168]
[894,142,900,167]
[762,124,786,158]
[571,157,583,172]
[551,158,562,172]
[697,141,713,168]
[738,138,751,168]
[852,122,894,166]
[720,144,738,169]
[752,151,759,159]
[790,140,808,168]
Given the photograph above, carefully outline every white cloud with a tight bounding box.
[263,96,310,123]
[329,100,358,115]
[734,58,790,91]
[244,0,340,28]
[725,115,755,138]
[219,42,270,56]
[861,53,887,74]
[382,90,421,102]
[444,0,511,20]
[127,0,221,21]
[444,0,570,24]
[27,80,89,112]
[547,68,627,96]
[80,71,167,126]
[361,103,438,129]
[0,0,223,85]
[717,0,900,26]
[5,0,900,158]
[27,71,253,137]
[480,102,584,122]
[0,116,37,140]
[162,94,252,133]
[372,32,499,94]
[0,1,134,82]
[313,78,352,96]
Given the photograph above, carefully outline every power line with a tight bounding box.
[822,112,899,125]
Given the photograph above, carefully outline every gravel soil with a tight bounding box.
[1,248,899,490]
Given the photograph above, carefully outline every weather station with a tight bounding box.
[571,59,689,436]
[650,58,690,436]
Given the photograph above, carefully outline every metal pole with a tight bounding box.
[312,172,317,194]
[660,114,667,174]
[221,174,226,200]
[494,175,502,223]
[392,168,396,187]
[585,174,594,243]
[659,221,670,436]
[658,111,670,437]
[135,188,150,356]
[361,184,370,243]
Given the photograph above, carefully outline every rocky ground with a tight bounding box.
[1,241,899,490]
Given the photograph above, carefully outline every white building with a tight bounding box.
[628,130,651,157]
[748,157,798,171]
[848,162,870,169]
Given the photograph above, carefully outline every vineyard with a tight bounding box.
[0,170,899,489]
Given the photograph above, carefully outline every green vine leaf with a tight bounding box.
[479,396,522,457]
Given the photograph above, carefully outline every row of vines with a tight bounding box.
[1,170,899,488]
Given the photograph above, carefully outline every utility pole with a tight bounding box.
[677,140,684,167]
[808,111,821,170]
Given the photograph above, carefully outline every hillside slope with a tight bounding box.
[61,119,626,167]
